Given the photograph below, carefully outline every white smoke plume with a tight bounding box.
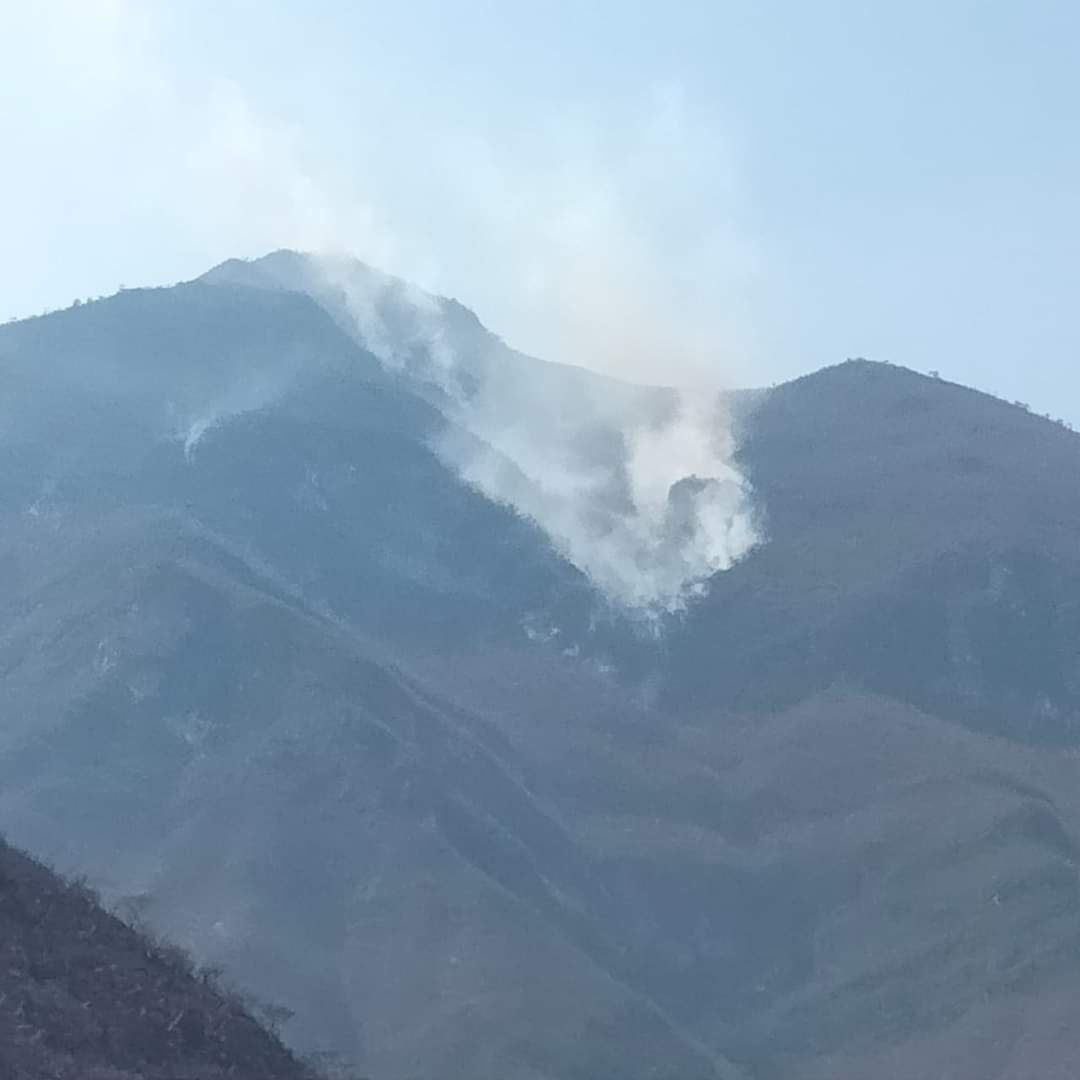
[258,87,764,614]
[174,363,300,460]
[442,378,758,614]
[307,253,759,615]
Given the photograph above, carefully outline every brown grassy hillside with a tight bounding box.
[0,836,322,1080]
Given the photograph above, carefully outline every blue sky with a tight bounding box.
[2,1,1077,416]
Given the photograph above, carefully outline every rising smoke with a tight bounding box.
[442,374,758,614]
[305,252,760,615]
[319,90,761,612]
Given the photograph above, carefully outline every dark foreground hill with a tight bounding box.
[3,254,1080,1079]
[0,836,319,1080]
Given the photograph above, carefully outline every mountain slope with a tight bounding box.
[0,835,318,1080]
[0,277,602,651]
[3,257,1080,1078]
[0,508,738,1079]
[670,360,1080,742]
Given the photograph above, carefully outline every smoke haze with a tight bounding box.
[6,1,763,611]
[293,254,760,613]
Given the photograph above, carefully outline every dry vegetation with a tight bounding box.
[0,836,327,1080]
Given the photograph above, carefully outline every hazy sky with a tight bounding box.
[2,1,1077,415]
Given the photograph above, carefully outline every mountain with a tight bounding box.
[670,359,1080,740]
[0,834,322,1080]
[0,267,730,1079]
[2,252,1080,1079]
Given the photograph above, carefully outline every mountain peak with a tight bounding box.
[201,248,396,296]
[771,353,1076,438]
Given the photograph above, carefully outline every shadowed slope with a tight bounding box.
[0,836,319,1080]
[670,360,1080,742]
